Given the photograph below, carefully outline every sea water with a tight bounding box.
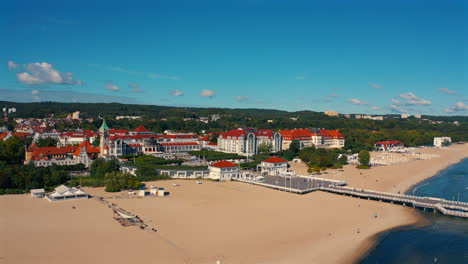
[360,158,468,264]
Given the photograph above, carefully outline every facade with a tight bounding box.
[160,142,200,153]
[217,128,282,156]
[258,157,289,176]
[324,111,339,117]
[279,129,344,150]
[105,124,199,157]
[319,129,345,148]
[25,141,100,167]
[59,130,98,146]
[434,137,451,147]
[208,161,240,181]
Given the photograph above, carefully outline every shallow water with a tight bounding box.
[360,158,468,264]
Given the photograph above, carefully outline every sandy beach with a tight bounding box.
[2,143,467,264]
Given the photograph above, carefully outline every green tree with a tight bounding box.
[104,171,140,192]
[37,137,58,147]
[289,140,301,155]
[209,134,218,143]
[258,142,273,154]
[90,159,120,181]
[358,150,370,167]
[92,136,100,147]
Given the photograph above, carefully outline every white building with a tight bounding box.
[434,137,451,147]
[258,157,289,176]
[217,128,282,156]
[208,161,240,181]
[279,129,344,150]
[30,189,45,198]
[46,185,88,202]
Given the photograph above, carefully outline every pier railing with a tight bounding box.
[319,186,468,218]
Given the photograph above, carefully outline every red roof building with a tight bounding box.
[262,157,288,164]
[210,160,238,168]
[375,140,404,151]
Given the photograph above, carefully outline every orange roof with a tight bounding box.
[0,132,10,140]
[220,129,247,138]
[73,141,100,156]
[263,157,288,163]
[201,136,210,141]
[12,132,31,139]
[319,130,344,139]
[133,125,151,133]
[279,129,312,140]
[27,143,39,152]
[210,161,238,168]
[31,146,79,157]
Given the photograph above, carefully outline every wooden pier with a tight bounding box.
[319,186,468,218]
[236,177,468,219]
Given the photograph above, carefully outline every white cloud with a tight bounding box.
[369,82,382,89]
[168,89,184,96]
[406,99,432,105]
[391,104,407,113]
[445,102,468,112]
[437,88,457,95]
[391,99,401,105]
[236,96,250,102]
[31,89,39,95]
[104,83,120,91]
[329,93,339,97]
[33,95,41,101]
[14,62,81,85]
[371,106,381,110]
[348,98,368,105]
[399,92,418,100]
[7,60,18,70]
[200,89,215,98]
[128,83,143,93]
[397,92,431,105]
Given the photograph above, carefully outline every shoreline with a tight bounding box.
[403,156,468,195]
[2,144,467,264]
[349,144,468,264]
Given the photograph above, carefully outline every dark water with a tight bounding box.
[360,158,468,264]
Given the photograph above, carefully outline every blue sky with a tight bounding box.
[1,0,466,115]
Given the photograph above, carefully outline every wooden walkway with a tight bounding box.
[319,186,468,218]
[236,178,468,219]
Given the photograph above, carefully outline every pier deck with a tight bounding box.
[237,176,468,218]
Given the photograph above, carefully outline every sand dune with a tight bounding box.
[2,144,466,264]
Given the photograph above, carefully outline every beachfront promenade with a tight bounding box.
[237,176,468,218]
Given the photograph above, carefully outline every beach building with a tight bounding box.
[258,157,289,175]
[46,185,88,201]
[209,161,240,181]
[374,140,405,151]
[434,137,451,147]
[30,189,45,198]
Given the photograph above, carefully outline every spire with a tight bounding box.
[99,119,109,132]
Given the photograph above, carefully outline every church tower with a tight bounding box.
[99,119,109,159]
